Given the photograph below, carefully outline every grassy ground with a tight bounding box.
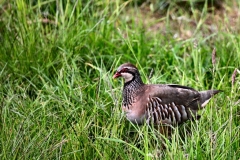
[0,0,239,159]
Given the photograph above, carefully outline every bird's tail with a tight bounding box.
[199,90,221,108]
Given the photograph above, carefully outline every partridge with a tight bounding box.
[113,63,221,126]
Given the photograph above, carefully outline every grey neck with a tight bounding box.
[122,75,144,108]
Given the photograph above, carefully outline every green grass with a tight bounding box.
[0,0,239,159]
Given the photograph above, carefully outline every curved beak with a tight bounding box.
[113,72,121,79]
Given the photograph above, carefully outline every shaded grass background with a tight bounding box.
[0,0,239,159]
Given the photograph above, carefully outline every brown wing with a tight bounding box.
[148,84,201,109]
[145,84,201,125]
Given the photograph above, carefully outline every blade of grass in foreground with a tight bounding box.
[97,137,146,156]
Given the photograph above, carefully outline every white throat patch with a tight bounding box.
[121,72,134,83]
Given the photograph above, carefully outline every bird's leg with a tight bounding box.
[155,124,173,149]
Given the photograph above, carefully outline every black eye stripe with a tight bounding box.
[121,67,137,72]
[118,68,128,73]
[121,71,135,76]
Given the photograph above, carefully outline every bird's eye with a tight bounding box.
[121,68,129,73]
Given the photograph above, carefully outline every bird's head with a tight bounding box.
[113,63,140,83]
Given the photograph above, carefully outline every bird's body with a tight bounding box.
[113,63,220,126]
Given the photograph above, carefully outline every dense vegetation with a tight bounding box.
[0,0,239,159]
